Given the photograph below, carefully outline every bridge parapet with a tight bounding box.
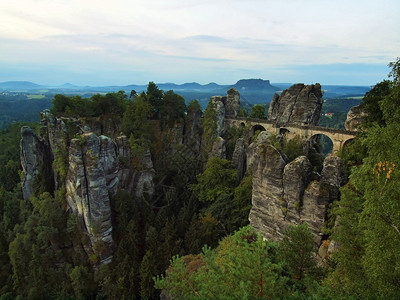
[225,116,357,154]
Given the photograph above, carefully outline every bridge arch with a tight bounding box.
[309,133,334,156]
[342,138,355,151]
[251,124,266,137]
[224,117,357,155]
[279,127,290,136]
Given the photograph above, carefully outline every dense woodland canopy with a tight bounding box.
[0,59,399,299]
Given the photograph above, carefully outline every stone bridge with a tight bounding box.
[226,117,357,154]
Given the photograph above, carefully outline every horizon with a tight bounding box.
[1,1,398,86]
[0,78,374,88]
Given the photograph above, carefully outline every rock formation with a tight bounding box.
[20,111,156,264]
[248,132,343,244]
[20,126,52,201]
[268,83,323,125]
[232,138,246,182]
[225,88,240,118]
[210,137,226,159]
[345,104,367,131]
[204,88,241,157]
[65,133,117,263]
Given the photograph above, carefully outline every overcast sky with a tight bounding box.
[0,0,399,86]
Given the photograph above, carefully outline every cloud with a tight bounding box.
[0,0,399,85]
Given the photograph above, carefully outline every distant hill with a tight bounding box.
[0,81,43,90]
[0,80,371,108]
[230,79,280,105]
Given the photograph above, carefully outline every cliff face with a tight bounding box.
[20,111,155,263]
[345,104,367,131]
[205,88,241,158]
[248,131,343,244]
[20,126,52,201]
[268,83,323,125]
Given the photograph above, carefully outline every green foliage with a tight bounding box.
[360,80,391,126]
[270,134,304,162]
[139,250,158,299]
[278,224,320,287]
[0,123,29,191]
[146,81,163,115]
[0,94,53,130]
[231,175,253,228]
[155,226,288,299]
[325,58,400,299]
[122,93,153,139]
[32,161,54,197]
[191,157,237,203]
[250,104,267,119]
[159,90,187,128]
[224,124,247,160]
[70,266,95,299]
[187,99,201,113]
[319,97,362,129]
[53,146,69,182]
[284,136,304,161]
[51,91,127,118]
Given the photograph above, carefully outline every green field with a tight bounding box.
[27,94,46,99]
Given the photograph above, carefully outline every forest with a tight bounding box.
[0,58,399,299]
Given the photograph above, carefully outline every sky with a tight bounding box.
[0,0,399,86]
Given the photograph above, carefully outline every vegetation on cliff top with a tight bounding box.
[0,59,399,299]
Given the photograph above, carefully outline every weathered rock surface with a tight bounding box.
[20,112,156,264]
[345,104,367,131]
[20,126,51,201]
[208,96,226,137]
[283,156,312,224]
[246,131,271,171]
[134,148,155,199]
[65,133,118,263]
[232,138,246,182]
[206,88,241,138]
[225,88,240,118]
[210,137,226,159]
[248,133,343,244]
[268,83,323,125]
[248,132,286,240]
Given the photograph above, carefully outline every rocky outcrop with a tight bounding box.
[183,107,203,152]
[248,133,343,244]
[345,105,367,131]
[268,83,323,125]
[210,137,226,159]
[65,133,118,263]
[248,132,286,240]
[206,88,242,137]
[282,156,312,224]
[207,96,226,137]
[20,112,156,264]
[134,149,155,199]
[225,88,240,118]
[232,138,246,182]
[20,126,52,201]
